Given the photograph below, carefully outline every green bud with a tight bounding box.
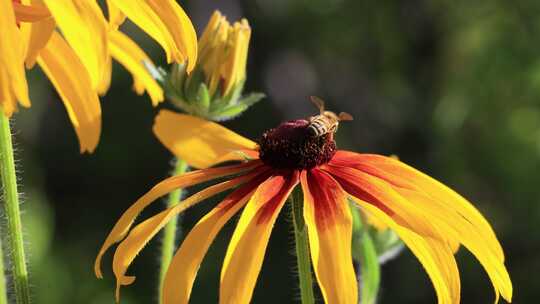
[147,63,264,122]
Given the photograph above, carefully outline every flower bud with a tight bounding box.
[151,10,264,121]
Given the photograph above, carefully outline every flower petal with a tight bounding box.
[0,0,30,113]
[106,0,125,30]
[153,110,258,169]
[20,9,55,69]
[395,187,512,302]
[355,199,460,304]
[36,31,101,153]
[109,0,197,71]
[94,161,260,278]
[331,151,504,261]
[162,169,271,304]
[108,30,164,105]
[220,171,299,304]
[325,165,448,242]
[0,68,18,117]
[221,19,250,95]
[300,169,357,304]
[13,1,50,22]
[112,172,256,302]
[43,0,108,89]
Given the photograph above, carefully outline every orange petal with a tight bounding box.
[331,151,504,261]
[36,31,101,153]
[162,169,271,304]
[153,110,258,169]
[220,171,299,304]
[300,169,357,304]
[0,0,30,112]
[13,1,50,22]
[94,161,260,278]
[112,172,257,301]
[325,165,448,242]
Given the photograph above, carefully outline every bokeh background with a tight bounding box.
[6,0,539,303]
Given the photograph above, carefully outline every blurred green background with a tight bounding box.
[7,0,540,303]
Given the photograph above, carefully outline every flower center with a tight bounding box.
[258,119,336,169]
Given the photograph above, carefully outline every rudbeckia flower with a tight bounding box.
[1,0,197,152]
[95,100,512,304]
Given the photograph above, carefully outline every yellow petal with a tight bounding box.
[0,68,18,117]
[106,0,126,30]
[112,173,253,302]
[97,54,112,96]
[153,110,258,169]
[332,151,505,261]
[396,187,512,302]
[109,0,197,71]
[220,172,299,304]
[162,170,269,304]
[356,199,461,304]
[19,0,55,68]
[108,30,164,105]
[221,19,250,95]
[300,169,357,304]
[21,19,55,68]
[37,31,101,153]
[94,161,260,278]
[43,0,108,89]
[13,1,50,22]
[0,0,30,112]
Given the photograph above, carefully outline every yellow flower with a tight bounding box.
[1,0,197,152]
[198,11,251,96]
[95,105,512,304]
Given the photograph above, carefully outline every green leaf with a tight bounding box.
[183,69,205,104]
[196,83,211,112]
[350,202,380,304]
[371,228,404,264]
[209,92,265,121]
[358,230,381,304]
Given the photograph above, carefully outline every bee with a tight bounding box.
[307,96,353,137]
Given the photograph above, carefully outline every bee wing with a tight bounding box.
[310,96,325,114]
[338,112,353,121]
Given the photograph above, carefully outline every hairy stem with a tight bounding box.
[158,158,188,302]
[0,114,30,304]
[290,187,315,304]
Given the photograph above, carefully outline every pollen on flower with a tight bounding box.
[258,119,336,169]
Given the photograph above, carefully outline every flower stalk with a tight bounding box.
[0,113,30,304]
[290,187,315,304]
[158,158,188,303]
[0,227,8,304]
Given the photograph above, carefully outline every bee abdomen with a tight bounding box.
[307,120,328,137]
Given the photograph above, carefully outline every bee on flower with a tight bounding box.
[95,97,512,304]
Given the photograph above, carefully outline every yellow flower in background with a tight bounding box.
[96,104,512,304]
[198,11,251,96]
[0,0,197,152]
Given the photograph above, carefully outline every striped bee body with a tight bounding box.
[307,114,339,137]
[306,96,353,138]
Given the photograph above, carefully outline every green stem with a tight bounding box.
[0,114,30,304]
[290,187,315,304]
[0,228,8,304]
[158,158,188,302]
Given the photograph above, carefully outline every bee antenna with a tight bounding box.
[338,112,353,121]
[310,96,325,114]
